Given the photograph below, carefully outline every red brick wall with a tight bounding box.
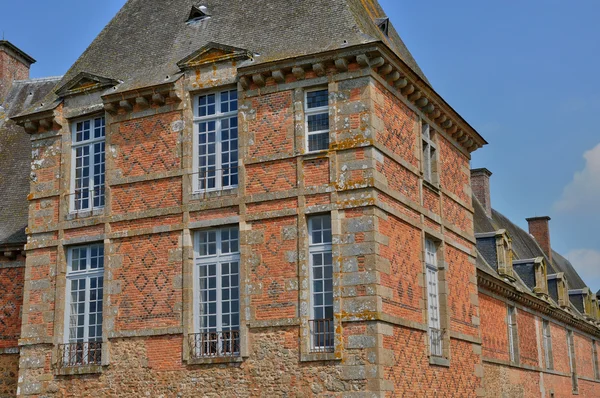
[247,91,294,158]
[0,48,29,101]
[384,326,481,396]
[517,310,539,367]
[480,294,510,362]
[0,257,25,349]
[111,232,181,331]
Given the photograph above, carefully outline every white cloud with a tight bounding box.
[554,142,600,213]
[565,249,600,292]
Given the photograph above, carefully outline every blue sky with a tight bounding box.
[1,1,599,291]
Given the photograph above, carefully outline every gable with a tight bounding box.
[55,72,120,97]
[177,42,252,70]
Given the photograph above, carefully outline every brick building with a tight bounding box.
[0,0,598,396]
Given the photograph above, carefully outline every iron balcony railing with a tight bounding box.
[189,167,239,196]
[189,330,240,358]
[57,341,102,368]
[309,319,334,353]
[429,328,443,357]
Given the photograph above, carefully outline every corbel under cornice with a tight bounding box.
[237,42,487,154]
[12,109,61,134]
[102,81,182,114]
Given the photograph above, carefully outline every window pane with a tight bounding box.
[307,90,328,109]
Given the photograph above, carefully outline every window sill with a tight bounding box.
[186,356,243,365]
[429,356,450,367]
[66,208,105,221]
[302,150,329,160]
[54,364,104,376]
[422,179,440,194]
[300,352,340,362]
[190,187,238,201]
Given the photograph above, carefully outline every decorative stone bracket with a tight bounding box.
[237,44,487,153]
[13,110,61,134]
[103,85,182,114]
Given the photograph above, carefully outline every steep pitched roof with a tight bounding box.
[55,0,427,95]
[552,250,587,290]
[0,77,61,246]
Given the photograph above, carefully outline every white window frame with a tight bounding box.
[64,244,105,345]
[192,88,239,193]
[507,306,518,363]
[304,88,330,153]
[193,226,240,356]
[425,238,443,357]
[308,214,334,352]
[70,116,106,213]
[542,319,553,370]
[422,123,437,184]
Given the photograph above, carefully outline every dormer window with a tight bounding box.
[187,5,209,23]
[495,230,514,279]
[533,258,548,297]
[376,17,390,37]
[558,276,569,308]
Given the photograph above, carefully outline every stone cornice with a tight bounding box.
[101,81,182,114]
[478,269,600,338]
[237,42,487,153]
[12,109,62,134]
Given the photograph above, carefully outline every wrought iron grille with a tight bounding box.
[57,341,102,368]
[429,328,443,357]
[309,319,334,353]
[189,330,240,358]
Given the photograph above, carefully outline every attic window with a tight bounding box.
[187,5,209,23]
[376,17,390,37]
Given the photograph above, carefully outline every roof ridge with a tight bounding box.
[13,76,64,84]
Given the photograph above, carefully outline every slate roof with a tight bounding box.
[552,250,587,290]
[0,76,61,246]
[20,0,429,117]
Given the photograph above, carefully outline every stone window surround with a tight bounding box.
[567,329,579,394]
[192,86,239,194]
[542,318,554,370]
[299,210,342,362]
[548,273,570,309]
[495,230,515,280]
[304,87,330,153]
[420,122,438,187]
[507,305,520,365]
[52,240,110,376]
[422,234,450,366]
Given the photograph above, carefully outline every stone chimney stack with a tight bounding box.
[471,168,493,218]
[0,40,35,104]
[526,216,552,265]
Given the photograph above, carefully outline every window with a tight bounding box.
[593,340,600,380]
[542,320,553,370]
[305,89,330,152]
[192,226,240,357]
[422,123,437,184]
[193,89,238,193]
[60,244,104,368]
[71,117,105,212]
[425,239,442,357]
[567,330,578,393]
[507,306,518,363]
[308,215,334,352]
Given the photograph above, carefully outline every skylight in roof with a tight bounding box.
[376,17,390,37]
[187,5,209,23]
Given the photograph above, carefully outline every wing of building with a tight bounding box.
[0,1,598,396]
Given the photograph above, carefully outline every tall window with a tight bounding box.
[192,226,240,357]
[194,89,238,193]
[422,123,437,184]
[61,244,104,367]
[567,330,578,393]
[308,215,334,352]
[305,89,329,152]
[593,340,600,380]
[71,117,105,212]
[425,238,442,357]
[507,306,518,363]
[542,320,553,370]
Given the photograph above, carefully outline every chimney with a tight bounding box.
[0,40,35,104]
[471,168,493,218]
[526,216,552,265]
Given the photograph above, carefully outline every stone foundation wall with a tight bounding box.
[0,353,19,398]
